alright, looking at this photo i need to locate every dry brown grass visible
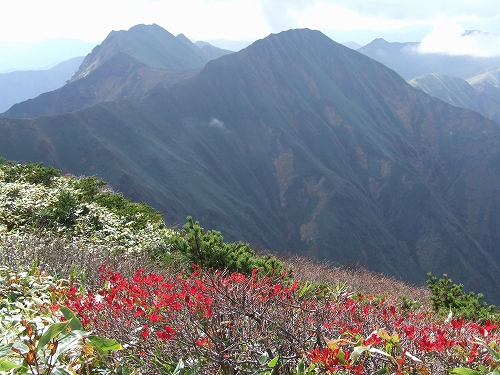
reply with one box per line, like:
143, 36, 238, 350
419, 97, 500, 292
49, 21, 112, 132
283, 255, 431, 307
0, 233, 167, 289
2, 232, 432, 308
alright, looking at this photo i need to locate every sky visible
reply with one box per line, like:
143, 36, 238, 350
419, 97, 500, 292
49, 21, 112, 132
1, 0, 500, 55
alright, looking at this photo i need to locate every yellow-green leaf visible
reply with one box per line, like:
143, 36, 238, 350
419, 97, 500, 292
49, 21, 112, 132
0, 359, 21, 371
60, 306, 83, 331
377, 328, 391, 341
87, 335, 122, 353
37, 321, 70, 350
267, 356, 279, 368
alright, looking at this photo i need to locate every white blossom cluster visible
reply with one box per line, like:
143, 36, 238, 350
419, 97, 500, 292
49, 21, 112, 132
0, 171, 173, 263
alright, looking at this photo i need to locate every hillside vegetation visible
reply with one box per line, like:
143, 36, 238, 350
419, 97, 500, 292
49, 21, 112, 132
1, 160, 499, 375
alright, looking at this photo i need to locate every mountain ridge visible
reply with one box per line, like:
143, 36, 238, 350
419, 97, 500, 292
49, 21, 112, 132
70, 23, 209, 82
409, 73, 500, 123
0, 38, 95, 72
359, 38, 500, 79
0, 24, 210, 119
0, 56, 83, 113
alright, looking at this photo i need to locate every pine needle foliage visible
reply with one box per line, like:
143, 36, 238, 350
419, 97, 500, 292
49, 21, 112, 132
427, 273, 499, 322
171, 216, 287, 276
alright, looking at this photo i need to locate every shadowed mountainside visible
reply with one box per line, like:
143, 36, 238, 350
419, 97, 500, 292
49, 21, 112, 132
2, 29, 500, 302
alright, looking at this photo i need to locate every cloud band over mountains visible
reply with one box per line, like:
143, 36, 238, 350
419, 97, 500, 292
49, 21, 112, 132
417, 20, 500, 56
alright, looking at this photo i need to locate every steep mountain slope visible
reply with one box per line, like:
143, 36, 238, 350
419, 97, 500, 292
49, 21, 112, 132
177, 34, 234, 60
359, 38, 500, 79
0, 56, 83, 113
71, 24, 209, 82
408, 73, 500, 123
467, 68, 500, 99
0, 24, 209, 119
2, 29, 500, 302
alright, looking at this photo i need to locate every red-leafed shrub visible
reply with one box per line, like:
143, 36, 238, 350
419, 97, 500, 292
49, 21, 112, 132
53, 266, 500, 375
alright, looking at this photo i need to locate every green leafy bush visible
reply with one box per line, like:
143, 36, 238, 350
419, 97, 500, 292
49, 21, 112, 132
3, 158, 500, 374
0, 265, 124, 374
171, 216, 286, 276
73, 176, 163, 231
427, 273, 499, 322
0, 159, 61, 187
450, 341, 500, 375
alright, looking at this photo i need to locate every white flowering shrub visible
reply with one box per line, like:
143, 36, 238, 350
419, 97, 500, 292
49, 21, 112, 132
0, 160, 173, 280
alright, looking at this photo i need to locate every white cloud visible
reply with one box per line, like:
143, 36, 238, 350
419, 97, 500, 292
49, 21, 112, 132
209, 118, 225, 129
322, 0, 500, 21
418, 20, 500, 56
0, 0, 269, 42
2, 0, 500, 44
296, 3, 423, 32
259, 0, 311, 33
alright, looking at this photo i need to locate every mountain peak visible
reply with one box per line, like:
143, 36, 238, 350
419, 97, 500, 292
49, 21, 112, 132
70, 24, 209, 82
0, 24, 212, 118
176, 33, 194, 47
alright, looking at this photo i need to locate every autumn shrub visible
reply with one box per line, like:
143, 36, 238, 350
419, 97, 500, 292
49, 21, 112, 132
3, 159, 500, 375
0, 265, 123, 374
284, 255, 431, 308
53, 265, 500, 375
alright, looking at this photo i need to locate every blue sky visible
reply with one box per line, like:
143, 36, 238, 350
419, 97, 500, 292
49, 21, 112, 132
1, 0, 500, 54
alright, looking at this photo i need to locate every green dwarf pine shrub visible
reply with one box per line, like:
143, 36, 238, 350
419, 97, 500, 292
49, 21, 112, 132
427, 273, 499, 322
73, 176, 163, 231
171, 216, 287, 276
0, 159, 61, 186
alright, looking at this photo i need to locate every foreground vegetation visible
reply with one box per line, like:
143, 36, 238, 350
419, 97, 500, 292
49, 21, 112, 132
1, 160, 499, 374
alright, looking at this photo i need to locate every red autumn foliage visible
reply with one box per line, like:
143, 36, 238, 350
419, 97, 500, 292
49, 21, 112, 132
53, 266, 499, 374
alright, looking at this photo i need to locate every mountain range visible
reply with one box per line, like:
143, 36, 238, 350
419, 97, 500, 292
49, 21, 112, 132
0, 38, 95, 73
358, 38, 500, 80
1, 24, 233, 119
358, 38, 500, 125
409, 72, 500, 123
0, 56, 84, 113
2, 26, 500, 303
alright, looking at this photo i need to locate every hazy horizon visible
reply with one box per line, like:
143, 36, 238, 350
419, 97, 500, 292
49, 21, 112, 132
2, 1, 500, 46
